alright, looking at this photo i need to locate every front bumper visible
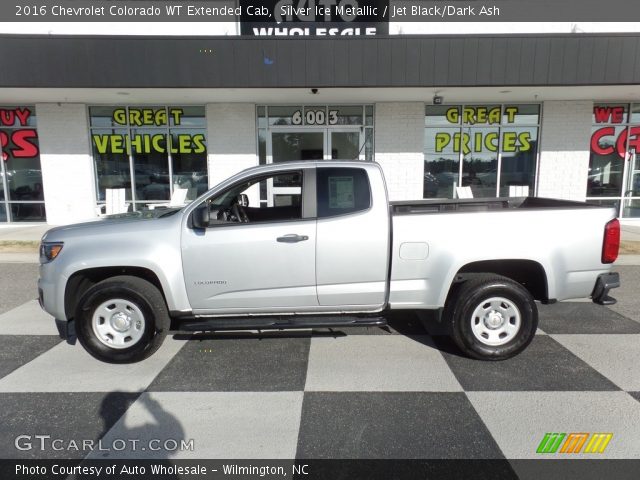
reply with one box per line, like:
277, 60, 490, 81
37, 264, 68, 321
55, 318, 76, 344
591, 272, 620, 305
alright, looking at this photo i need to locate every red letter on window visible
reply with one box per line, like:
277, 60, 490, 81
593, 107, 613, 124
591, 127, 616, 155
11, 130, 39, 158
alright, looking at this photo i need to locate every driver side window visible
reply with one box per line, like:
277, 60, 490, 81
209, 171, 303, 224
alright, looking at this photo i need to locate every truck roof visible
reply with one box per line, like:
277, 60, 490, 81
239, 160, 378, 175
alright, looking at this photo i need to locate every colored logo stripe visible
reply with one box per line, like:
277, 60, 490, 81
560, 433, 589, 454
536, 433, 566, 453
537, 433, 613, 454
584, 433, 613, 454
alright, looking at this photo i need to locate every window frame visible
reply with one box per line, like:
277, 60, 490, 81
194, 167, 315, 228
88, 105, 208, 211
424, 103, 542, 199
0, 104, 45, 223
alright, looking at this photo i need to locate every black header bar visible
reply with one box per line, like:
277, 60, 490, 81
4, 0, 640, 23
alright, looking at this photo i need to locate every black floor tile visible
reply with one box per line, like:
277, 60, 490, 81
629, 392, 640, 404
510, 459, 640, 480
434, 335, 619, 391
538, 303, 640, 334
296, 392, 505, 459
0, 335, 61, 380
0, 392, 139, 459
148, 332, 310, 391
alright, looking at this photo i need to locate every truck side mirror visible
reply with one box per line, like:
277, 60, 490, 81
191, 204, 210, 229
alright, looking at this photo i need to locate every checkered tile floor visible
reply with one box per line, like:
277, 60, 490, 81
1, 276, 640, 461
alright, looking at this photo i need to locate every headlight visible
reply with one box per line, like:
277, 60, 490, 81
40, 242, 64, 263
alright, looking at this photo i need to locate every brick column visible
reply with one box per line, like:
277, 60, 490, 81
537, 101, 592, 201
374, 102, 425, 201
36, 103, 95, 225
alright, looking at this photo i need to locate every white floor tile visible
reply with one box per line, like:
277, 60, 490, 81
305, 335, 462, 392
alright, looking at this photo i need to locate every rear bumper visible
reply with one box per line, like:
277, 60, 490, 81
591, 272, 620, 305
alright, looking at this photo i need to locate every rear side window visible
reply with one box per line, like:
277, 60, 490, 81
317, 167, 371, 218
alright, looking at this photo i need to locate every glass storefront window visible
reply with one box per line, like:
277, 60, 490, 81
92, 128, 132, 201
365, 105, 374, 126
257, 106, 268, 129
90, 106, 207, 210
425, 127, 460, 154
423, 154, 460, 199
0, 105, 45, 222
503, 104, 540, 125
424, 104, 540, 199
461, 127, 499, 198
587, 125, 625, 197
425, 105, 458, 126
588, 103, 640, 218
461, 105, 502, 125
499, 126, 538, 197
268, 106, 300, 126
89, 106, 121, 128
331, 105, 363, 125
364, 128, 374, 162
170, 106, 206, 127
132, 128, 170, 202
592, 103, 628, 124
171, 128, 208, 200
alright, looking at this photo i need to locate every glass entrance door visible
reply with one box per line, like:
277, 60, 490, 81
622, 150, 640, 218
270, 129, 363, 163
268, 129, 363, 205
271, 131, 325, 163
330, 131, 363, 160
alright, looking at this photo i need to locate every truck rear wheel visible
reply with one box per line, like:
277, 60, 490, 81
75, 276, 169, 363
445, 274, 538, 360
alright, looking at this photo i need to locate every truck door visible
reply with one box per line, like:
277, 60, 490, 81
182, 168, 318, 313
315, 166, 390, 307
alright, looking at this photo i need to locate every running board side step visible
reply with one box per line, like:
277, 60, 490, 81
177, 315, 387, 332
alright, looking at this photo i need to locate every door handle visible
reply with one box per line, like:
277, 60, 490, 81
277, 234, 309, 243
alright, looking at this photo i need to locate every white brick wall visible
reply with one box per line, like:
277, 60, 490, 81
374, 102, 425, 201
207, 103, 257, 188
36, 103, 95, 225
537, 101, 592, 201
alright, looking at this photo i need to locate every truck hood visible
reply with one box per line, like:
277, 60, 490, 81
41, 208, 183, 242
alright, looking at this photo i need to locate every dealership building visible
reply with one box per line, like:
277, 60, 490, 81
1, 24, 640, 224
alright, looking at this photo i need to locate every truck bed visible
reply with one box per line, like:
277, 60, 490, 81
388, 195, 616, 309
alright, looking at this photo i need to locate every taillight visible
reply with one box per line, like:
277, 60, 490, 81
602, 218, 620, 264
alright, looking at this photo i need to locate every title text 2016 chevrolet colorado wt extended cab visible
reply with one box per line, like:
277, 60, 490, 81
38, 161, 620, 363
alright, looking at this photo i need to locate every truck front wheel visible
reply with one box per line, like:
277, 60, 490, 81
75, 276, 169, 363
446, 274, 538, 360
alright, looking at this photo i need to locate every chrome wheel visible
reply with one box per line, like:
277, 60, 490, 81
91, 299, 146, 349
470, 296, 521, 346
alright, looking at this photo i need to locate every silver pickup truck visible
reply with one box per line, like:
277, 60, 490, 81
38, 161, 620, 363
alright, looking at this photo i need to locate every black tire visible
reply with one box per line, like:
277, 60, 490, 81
445, 274, 538, 360
75, 275, 169, 363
